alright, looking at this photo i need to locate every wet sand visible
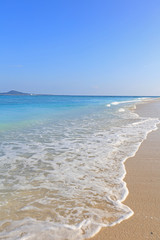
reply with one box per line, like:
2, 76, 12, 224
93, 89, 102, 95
89, 99, 160, 240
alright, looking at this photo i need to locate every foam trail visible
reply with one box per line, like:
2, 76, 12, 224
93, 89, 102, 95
111, 99, 144, 105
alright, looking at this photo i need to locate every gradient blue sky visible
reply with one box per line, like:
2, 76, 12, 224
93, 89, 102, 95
0, 0, 160, 95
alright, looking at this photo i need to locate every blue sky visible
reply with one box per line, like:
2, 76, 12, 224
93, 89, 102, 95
0, 0, 160, 95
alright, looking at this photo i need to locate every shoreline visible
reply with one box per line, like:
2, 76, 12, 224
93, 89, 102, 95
88, 99, 160, 240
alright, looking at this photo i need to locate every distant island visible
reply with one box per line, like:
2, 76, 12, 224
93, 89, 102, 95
0, 90, 31, 95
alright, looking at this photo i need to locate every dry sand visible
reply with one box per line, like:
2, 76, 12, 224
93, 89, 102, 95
88, 99, 160, 240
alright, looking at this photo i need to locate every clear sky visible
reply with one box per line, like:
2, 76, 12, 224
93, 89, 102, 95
0, 0, 160, 95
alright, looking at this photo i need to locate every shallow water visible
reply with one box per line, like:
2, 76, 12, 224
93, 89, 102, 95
0, 96, 159, 239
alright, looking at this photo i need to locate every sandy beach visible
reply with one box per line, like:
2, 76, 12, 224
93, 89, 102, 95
89, 99, 160, 240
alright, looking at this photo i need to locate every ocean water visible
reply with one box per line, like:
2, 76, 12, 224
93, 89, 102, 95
0, 95, 159, 240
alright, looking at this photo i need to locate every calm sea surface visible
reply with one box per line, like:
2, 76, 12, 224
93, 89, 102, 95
0, 96, 159, 240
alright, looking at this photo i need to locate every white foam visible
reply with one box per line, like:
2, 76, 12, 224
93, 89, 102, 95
106, 104, 111, 107
111, 99, 143, 105
118, 108, 125, 112
111, 101, 120, 105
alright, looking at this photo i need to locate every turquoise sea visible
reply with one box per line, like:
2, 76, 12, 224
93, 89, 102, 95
0, 95, 159, 240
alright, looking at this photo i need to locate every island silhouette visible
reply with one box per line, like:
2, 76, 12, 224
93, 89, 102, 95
0, 90, 31, 95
